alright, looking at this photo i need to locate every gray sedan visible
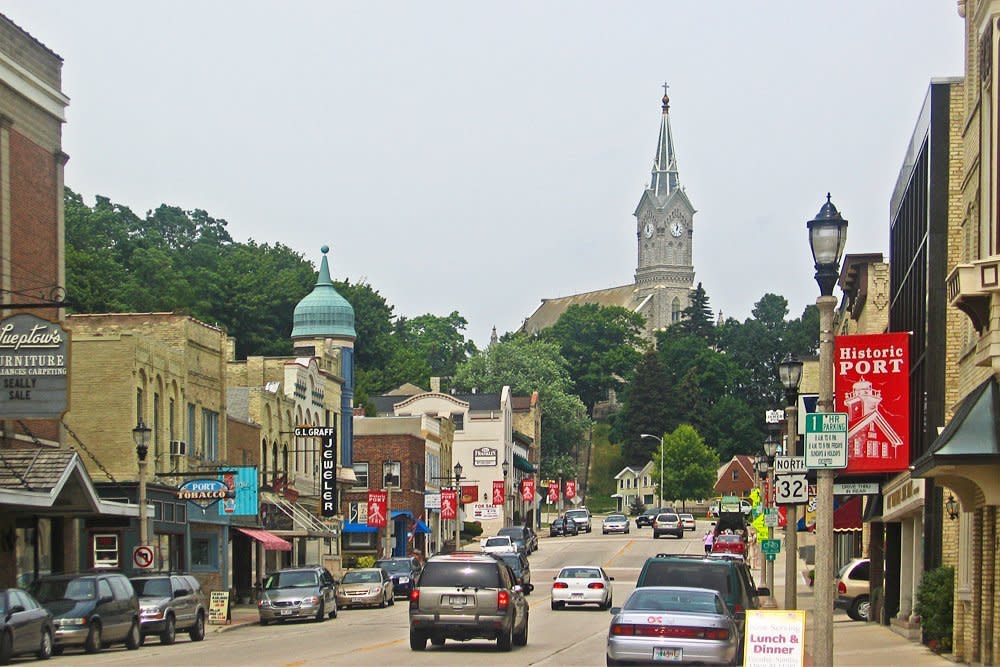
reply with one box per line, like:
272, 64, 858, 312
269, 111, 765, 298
602, 514, 631, 535
606, 586, 739, 666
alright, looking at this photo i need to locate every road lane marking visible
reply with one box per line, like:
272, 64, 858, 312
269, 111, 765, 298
602, 538, 635, 568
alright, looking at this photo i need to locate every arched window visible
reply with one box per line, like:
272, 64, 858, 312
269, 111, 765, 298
671, 297, 681, 323
271, 442, 278, 484
282, 445, 289, 474
261, 438, 268, 480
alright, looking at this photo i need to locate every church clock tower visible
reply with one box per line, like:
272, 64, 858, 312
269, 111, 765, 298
634, 86, 696, 332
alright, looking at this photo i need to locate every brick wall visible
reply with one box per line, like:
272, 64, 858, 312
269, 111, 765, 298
227, 416, 260, 466
343, 433, 427, 521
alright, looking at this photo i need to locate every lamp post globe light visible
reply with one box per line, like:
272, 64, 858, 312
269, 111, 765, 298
778, 352, 803, 610
132, 419, 152, 548
641, 434, 665, 508
807, 194, 848, 665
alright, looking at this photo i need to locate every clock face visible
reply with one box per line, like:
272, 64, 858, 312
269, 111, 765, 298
670, 221, 684, 237
644, 222, 655, 238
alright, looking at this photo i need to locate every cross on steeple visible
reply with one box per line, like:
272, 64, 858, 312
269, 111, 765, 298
662, 82, 670, 96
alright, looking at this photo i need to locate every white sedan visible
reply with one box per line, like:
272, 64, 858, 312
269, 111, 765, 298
481, 535, 517, 554
551, 565, 614, 610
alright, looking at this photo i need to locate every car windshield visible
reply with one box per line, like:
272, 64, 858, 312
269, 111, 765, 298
565, 510, 588, 519
264, 571, 318, 589
33, 577, 96, 602
558, 567, 602, 579
419, 562, 500, 588
606, 515, 626, 521
680, 514, 694, 520
625, 589, 725, 615
485, 537, 510, 547
342, 570, 381, 584
499, 555, 523, 573
640, 562, 732, 596
497, 528, 523, 538
131, 578, 171, 598
717, 535, 743, 544
657, 514, 678, 521
376, 560, 412, 574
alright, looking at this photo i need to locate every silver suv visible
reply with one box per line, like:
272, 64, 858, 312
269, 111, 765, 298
408, 552, 529, 651
258, 566, 338, 625
129, 574, 206, 644
565, 508, 592, 533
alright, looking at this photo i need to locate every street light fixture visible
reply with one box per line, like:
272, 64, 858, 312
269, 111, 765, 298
945, 494, 959, 520
502, 460, 509, 477
641, 434, 665, 508
452, 462, 465, 551
763, 435, 779, 458
778, 352, 803, 610
807, 193, 848, 666
132, 419, 152, 547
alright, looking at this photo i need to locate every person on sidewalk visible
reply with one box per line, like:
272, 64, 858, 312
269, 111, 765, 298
703, 529, 714, 555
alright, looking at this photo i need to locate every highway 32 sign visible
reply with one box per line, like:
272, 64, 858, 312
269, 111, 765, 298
804, 412, 848, 469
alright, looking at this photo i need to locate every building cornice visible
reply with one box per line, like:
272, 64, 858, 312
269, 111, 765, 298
0, 51, 68, 121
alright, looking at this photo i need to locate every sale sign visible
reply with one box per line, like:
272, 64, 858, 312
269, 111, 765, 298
366, 490, 387, 527
564, 480, 577, 499
492, 480, 505, 506
520, 478, 535, 502
835, 332, 909, 473
440, 488, 457, 520
547, 481, 559, 503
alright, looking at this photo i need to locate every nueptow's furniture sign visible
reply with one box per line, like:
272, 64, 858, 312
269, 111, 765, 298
0, 314, 70, 418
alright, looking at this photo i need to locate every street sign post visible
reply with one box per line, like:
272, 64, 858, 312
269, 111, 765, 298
804, 413, 848, 469
773, 456, 806, 475
764, 508, 779, 527
132, 545, 155, 570
774, 474, 809, 505
761, 539, 781, 555
833, 481, 879, 495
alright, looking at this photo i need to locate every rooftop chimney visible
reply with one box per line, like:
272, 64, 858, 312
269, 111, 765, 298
430, 377, 441, 393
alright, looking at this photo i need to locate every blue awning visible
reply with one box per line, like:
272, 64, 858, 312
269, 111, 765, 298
414, 519, 431, 534
391, 510, 413, 519
342, 522, 378, 534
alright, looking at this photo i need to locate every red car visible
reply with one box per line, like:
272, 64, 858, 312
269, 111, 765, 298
711, 533, 747, 558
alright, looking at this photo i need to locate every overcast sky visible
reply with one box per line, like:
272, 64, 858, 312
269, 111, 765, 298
5, 2, 964, 347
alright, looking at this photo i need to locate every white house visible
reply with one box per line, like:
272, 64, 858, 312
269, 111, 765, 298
612, 462, 657, 513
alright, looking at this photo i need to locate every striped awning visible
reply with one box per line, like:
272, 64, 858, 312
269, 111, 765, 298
236, 527, 292, 551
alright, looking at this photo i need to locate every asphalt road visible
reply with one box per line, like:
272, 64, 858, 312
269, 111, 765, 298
45, 516, 711, 667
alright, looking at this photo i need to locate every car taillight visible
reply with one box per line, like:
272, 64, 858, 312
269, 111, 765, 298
497, 590, 510, 611
610, 623, 635, 636
838, 581, 847, 595
633, 626, 730, 640
733, 604, 743, 614
409, 589, 420, 609
588, 582, 605, 589
553, 582, 568, 589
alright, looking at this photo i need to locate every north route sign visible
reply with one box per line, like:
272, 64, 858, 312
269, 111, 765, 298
804, 413, 848, 469
0, 314, 70, 419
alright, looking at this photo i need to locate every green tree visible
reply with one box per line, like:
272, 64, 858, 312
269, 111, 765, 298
652, 424, 720, 511
617, 350, 673, 465
678, 282, 714, 341
543, 304, 645, 415
395, 311, 477, 383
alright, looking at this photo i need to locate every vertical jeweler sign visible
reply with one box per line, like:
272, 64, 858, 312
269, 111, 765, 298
295, 426, 338, 517
834, 332, 910, 473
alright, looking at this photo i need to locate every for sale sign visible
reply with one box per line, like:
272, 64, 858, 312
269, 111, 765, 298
835, 333, 909, 473
366, 490, 387, 527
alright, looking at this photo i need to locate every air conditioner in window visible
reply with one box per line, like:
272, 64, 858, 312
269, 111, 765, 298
169, 440, 187, 457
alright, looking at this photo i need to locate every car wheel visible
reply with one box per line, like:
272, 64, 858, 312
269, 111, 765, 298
389, 592, 395, 606
315, 601, 326, 622
409, 627, 427, 651
189, 612, 206, 641
430, 635, 445, 647
37, 627, 53, 661
551, 600, 564, 610
125, 619, 141, 651
653, 532, 660, 539
0, 630, 13, 665
329, 600, 338, 619
849, 595, 870, 621
160, 614, 177, 645
497, 622, 513, 652
259, 618, 269, 626
513, 612, 528, 646
379, 592, 387, 608
84, 621, 102, 654
51, 647, 63, 657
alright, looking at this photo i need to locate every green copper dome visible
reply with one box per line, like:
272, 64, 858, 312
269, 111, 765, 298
291, 245, 357, 340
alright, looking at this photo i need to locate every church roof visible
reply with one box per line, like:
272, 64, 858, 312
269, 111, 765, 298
649, 87, 680, 200
291, 245, 356, 340
521, 284, 644, 334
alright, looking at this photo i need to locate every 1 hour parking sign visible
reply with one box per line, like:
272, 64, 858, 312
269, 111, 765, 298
804, 412, 848, 469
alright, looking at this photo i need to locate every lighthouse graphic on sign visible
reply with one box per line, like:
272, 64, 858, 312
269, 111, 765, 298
843, 379, 903, 461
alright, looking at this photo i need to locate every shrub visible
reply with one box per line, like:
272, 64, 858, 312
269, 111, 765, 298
629, 497, 646, 516
355, 555, 376, 568
461, 521, 483, 538
915, 566, 953, 652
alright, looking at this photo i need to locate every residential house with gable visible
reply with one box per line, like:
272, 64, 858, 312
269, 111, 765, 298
713, 456, 755, 498
612, 462, 655, 513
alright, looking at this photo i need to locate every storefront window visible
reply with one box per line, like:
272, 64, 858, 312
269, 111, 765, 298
176, 503, 186, 523
154, 533, 184, 571
93, 533, 119, 568
191, 533, 218, 570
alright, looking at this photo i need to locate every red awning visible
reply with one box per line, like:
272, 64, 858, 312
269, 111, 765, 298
833, 495, 863, 532
236, 527, 292, 551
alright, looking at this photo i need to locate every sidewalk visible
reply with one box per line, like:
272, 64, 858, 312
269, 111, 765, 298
766, 529, 952, 666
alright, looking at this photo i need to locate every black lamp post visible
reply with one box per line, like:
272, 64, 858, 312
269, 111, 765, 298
778, 352, 803, 609
453, 462, 464, 550
132, 419, 152, 547
808, 193, 849, 297
501, 459, 510, 527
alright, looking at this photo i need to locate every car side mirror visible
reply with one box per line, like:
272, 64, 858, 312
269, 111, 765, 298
99, 595, 113, 605
552, 576, 556, 581
8, 605, 24, 615
512, 585, 523, 594
526, 584, 534, 593
609, 606, 621, 615
756, 587, 771, 597
609, 576, 615, 581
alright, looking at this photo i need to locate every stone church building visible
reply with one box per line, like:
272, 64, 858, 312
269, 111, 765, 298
522, 90, 696, 338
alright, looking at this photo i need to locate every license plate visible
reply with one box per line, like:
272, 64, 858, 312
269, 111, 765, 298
279, 609, 295, 616
448, 595, 468, 606
571, 592, 584, 597
653, 647, 682, 662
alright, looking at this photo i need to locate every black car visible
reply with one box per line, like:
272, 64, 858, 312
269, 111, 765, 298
375, 558, 422, 599
497, 526, 536, 554
496, 553, 533, 594
0, 588, 54, 663
634, 507, 662, 528
549, 516, 579, 537
32, 572, 141, 655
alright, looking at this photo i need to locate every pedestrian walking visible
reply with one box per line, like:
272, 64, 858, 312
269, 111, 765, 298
703, 529, 714, 555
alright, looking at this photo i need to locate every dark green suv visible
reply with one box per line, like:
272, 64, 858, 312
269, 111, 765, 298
635, 554, 768, 638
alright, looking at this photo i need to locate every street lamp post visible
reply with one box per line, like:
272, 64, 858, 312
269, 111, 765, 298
807, 194, 848, 665
502, 459, 510, 527
753, 455, 770, 583
762, 434, 779, 594
132, 420, 152, 547
453, 462, 464, 552
778, 353, 803, 610
641, 434, 664, 507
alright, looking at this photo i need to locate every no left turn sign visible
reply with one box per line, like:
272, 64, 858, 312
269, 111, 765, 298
132, 545, 155, 570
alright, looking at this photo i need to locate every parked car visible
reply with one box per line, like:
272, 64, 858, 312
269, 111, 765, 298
607, 586, 739, 666
635, 553, 769, 641
679, 513, 697, 531
551, 566, 614, 610
336, 568, 393, 609
635, 507, 662, 528
32, 572, 141, 655
652, 512, 684, 539
711, 533, 748, 559
497, 552, 533, 594
481, 535, 518, 555
565, 508, 593, 533
408, 551, 529, 651
549, 516, 578, 537
602, 514, 630, 535
0, 587, 54, 663
835, 558, 871, 621
375, 558, 421, 599
497, 526, 536, 554
129, 574, 206, 644
258, 566, 338, 625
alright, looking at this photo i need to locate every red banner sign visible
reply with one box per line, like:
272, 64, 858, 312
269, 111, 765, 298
366, 490, 387, 527
460, 484, 478, 505
520, 478, 535, 502
492, 480, 505, 506
835, 332, 910, 473
440, 488, 457, 519
564, 480, 577, 499
547, 481, 559, 503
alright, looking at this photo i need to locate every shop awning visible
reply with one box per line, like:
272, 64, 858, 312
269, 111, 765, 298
913, 376, 1000, 475
833, 496, 863, 532
513, 453, 535, 473
414, 519, 431, 534
236, 527, 292, 551
341, 522, 378, 534
391, 510, 413, 519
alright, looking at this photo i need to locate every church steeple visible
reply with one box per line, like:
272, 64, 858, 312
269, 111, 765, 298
650, 83, 680, 200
